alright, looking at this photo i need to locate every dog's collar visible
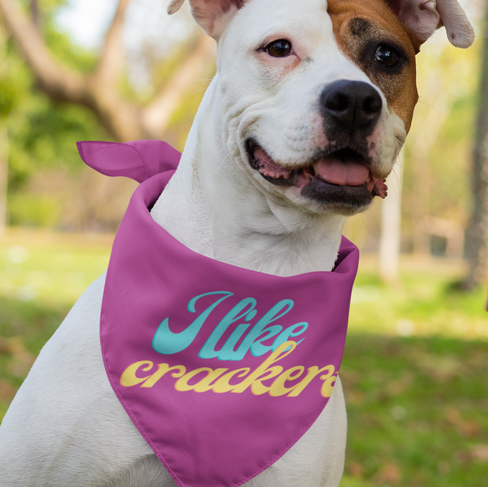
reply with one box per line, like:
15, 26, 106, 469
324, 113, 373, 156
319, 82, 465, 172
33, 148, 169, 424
78, 139, 359, 487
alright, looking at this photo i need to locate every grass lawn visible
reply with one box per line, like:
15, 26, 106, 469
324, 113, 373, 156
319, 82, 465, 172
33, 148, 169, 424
0, 228, 487, 486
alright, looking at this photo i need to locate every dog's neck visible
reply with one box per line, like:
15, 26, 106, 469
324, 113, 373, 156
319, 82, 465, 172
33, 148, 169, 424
151, 78, 346, 277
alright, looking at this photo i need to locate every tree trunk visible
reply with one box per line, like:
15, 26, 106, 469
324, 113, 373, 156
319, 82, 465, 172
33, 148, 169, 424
379, 152, 404, 282
463, 1, 488, 290
408, 85, 453, 259
411, 153, 430, 257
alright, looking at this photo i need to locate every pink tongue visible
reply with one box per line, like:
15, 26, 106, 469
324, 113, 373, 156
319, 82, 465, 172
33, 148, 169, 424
314, 159, 369, 186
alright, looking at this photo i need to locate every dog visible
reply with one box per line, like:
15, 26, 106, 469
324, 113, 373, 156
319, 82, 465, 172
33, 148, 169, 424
0, 0, 474, 486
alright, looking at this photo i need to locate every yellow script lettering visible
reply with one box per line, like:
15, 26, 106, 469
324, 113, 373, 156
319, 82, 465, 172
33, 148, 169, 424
141, 363, 186, 388
191, 368, 229, 393
287, 365, 335, 397
320, 370, 337, 398
120, 361, 154, 387
175, 367, 227, 392
212, 368, 251, 393
269, 366, 305, 397
232, 341, 297, 395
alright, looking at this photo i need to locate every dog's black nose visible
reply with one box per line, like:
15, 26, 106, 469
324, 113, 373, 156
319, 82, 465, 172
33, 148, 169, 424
320, 80, 382, 134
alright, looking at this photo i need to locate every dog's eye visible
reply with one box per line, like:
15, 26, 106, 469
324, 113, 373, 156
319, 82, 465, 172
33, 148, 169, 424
265, 39, 292, 57
374, 45, 399, 67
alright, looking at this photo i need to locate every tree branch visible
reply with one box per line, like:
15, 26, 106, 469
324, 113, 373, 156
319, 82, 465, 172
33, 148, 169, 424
0, 0, 147, 141
94, 0, 131, 88
0, 0, 215, 142
29, 0, 39, 27
142, 34, 215, 136
0, 0, 88, 105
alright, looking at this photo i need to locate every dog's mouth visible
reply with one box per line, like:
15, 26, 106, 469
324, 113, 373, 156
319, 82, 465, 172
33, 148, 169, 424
246, 139, 387, 207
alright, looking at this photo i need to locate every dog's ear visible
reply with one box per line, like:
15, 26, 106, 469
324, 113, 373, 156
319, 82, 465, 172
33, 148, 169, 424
388, 0, 475, 48
167, 0, 246, 38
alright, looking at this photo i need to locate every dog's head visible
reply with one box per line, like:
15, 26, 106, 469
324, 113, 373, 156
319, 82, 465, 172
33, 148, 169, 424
168, 0, 474, 215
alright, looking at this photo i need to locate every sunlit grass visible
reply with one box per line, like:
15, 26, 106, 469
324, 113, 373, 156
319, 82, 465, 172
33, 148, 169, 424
0, 228, 112, 306
350, 256, 488, 341
0, 229, 487, 486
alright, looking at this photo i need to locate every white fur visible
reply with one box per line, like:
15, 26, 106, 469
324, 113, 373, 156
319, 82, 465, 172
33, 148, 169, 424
0, 0, 444, 485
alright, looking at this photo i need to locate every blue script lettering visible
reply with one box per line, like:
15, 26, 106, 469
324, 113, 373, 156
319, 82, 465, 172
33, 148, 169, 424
200, 299, 307, 361
199, 298, 257, 360
152, 292, 308, 360
152, 292, 232, 354
242, 300, 296, 358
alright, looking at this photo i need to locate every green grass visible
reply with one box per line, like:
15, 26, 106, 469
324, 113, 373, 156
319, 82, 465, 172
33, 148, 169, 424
341, 334, 488, 487
0, 229, 112, 419
0, 230, 487, 486
350, 258, 488, 341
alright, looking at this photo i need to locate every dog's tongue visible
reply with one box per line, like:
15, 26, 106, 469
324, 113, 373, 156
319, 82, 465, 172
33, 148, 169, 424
255, 146, 387, 198
314, 158, 369, 186
314, 159, 388, 198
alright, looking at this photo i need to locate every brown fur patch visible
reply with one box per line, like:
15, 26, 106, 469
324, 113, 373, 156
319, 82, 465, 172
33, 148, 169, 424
328, 0, 419, 132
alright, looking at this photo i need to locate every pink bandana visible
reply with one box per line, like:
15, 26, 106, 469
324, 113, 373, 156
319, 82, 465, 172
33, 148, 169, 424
77, 139, 359, 487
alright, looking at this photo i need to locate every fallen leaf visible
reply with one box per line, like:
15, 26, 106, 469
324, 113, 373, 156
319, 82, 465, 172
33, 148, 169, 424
375, 463, 401, 484
461, 420, 481, 438
437, 460, 450, 475
0, 379, 16, 402
385, 372, 413, 396
412, 352, 463, 382
7, 350, 35, 377
0, 336, 26, 355
344, 390, 365, 405
348, 461, 363, 477
471, 444, 488, 462
445, 407, 461, 425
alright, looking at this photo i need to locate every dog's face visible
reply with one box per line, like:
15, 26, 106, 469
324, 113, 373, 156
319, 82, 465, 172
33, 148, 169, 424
169, 0, 473, 216
216, 0, 415, 215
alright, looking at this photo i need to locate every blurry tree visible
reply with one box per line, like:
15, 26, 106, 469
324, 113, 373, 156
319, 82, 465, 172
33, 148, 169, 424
379, 152, 403, 282
463, 0, 488, 289
0, 18, 16, 234
399, 32, 477, 260
0, 129, 7, 235
0, 0, 215, 231
408, 75, 457, 256
0, 5, 108, 230
0, 0, 214, 141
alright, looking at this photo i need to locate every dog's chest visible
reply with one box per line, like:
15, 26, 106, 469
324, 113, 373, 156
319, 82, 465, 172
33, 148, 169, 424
76, 139, 358, 487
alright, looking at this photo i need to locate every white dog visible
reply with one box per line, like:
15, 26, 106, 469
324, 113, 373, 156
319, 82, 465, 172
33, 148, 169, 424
0, 0, 474, 486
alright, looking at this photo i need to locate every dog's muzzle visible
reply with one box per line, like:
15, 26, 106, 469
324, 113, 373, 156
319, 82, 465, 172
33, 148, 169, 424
246, 80, 388, 210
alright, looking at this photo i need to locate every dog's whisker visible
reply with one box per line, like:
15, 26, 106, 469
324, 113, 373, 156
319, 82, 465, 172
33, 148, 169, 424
195, 147, 231, 170
191, 88, 211, 94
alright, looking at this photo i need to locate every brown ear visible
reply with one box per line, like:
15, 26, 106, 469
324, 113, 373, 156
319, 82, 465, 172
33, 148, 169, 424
388, 0, 474, 48
167, 0, 246, 38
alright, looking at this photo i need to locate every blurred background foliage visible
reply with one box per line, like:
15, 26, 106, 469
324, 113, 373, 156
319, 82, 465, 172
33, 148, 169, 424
0, 0, 482, 253
0, 0, 487, 486
0, 0, 109, 228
